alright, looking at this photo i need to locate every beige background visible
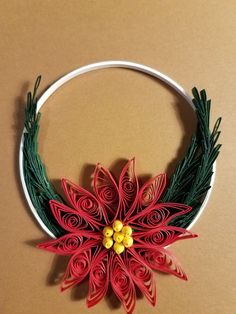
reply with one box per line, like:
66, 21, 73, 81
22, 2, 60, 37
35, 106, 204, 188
1, 1, 236, 313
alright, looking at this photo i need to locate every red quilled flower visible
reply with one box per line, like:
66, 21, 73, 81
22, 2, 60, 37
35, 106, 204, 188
38, 158, 197, 314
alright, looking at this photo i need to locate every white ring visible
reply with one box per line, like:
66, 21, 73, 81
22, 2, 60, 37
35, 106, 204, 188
19, 60, 216, 238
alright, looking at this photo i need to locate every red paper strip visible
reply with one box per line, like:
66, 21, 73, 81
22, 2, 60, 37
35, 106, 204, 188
50, 199, 101, 231
134, 244, 188, 280
87, 248, 109, 307
61, 241, 100, 291
62, 179, 105, 226
37, 231, 101, 255
134, 226, 197, 247
128, 203, 192, 230
137, 173, 166, 211
125, 249, 156, 306
110, 252, 136, 314
118, 158, 139, 220
93, 163, 119, 222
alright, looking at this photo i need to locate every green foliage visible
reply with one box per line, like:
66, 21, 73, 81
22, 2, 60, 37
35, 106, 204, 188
23, 76, 65, 236
162, 88, 222, 228
22, 77, 221, 236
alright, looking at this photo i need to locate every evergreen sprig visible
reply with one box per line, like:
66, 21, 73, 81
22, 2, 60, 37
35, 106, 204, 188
22, 77, 221, 236
162, 88, 222, 228
23, 76, 64, 236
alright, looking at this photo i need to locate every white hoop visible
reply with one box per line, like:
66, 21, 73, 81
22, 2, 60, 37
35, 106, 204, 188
19, 60, 216, 238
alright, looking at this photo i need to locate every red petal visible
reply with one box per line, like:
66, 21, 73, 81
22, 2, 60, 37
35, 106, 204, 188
110, 252, 136, 314
93, 164, 119, 223
125, 249, 156, 306
62, 179, 106, 225
61, 241, 99, 291
118, 158, 139, 221
138, 173, 166, 208
134, 245, 187, 280
128, 203, 192, 230
50, 200, 99, 232
134, 226, 197, 247
87, 248, 109, 308
37, 231, 101, 255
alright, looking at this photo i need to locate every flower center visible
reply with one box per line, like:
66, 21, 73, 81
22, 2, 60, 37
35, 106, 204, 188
102, 220, 133, 254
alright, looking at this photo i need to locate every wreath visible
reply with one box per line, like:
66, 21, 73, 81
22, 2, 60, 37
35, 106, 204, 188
20, 62, 221, 313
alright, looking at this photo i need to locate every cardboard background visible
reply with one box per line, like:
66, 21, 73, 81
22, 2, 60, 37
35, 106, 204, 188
1, 1, 235, 313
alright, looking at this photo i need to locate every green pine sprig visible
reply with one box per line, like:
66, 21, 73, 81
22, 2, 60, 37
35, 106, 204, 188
162, 88, 222, 228
23, 76, 65, 236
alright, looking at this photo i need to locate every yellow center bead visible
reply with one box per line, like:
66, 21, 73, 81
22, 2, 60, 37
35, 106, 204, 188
112, 220, 123, 232
123, 236, 133, 248
113, 232, 124, 243
102, 222, 134, 253
121, 225, 133, 236
103, 226, 114, 237
113, 242, 125, 254
102, 237, 113, 249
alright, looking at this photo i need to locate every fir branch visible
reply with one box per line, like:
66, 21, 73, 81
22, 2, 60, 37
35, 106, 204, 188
23, 76, 65, 237
162, 88, 222, 227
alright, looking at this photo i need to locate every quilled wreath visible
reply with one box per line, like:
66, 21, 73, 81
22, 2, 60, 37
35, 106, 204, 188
19, 61, 222, 313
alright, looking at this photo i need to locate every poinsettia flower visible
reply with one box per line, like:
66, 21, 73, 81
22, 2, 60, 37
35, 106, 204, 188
38, 158, 197, 314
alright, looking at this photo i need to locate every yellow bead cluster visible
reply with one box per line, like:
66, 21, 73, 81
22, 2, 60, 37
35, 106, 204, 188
102, 220, 133, 254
